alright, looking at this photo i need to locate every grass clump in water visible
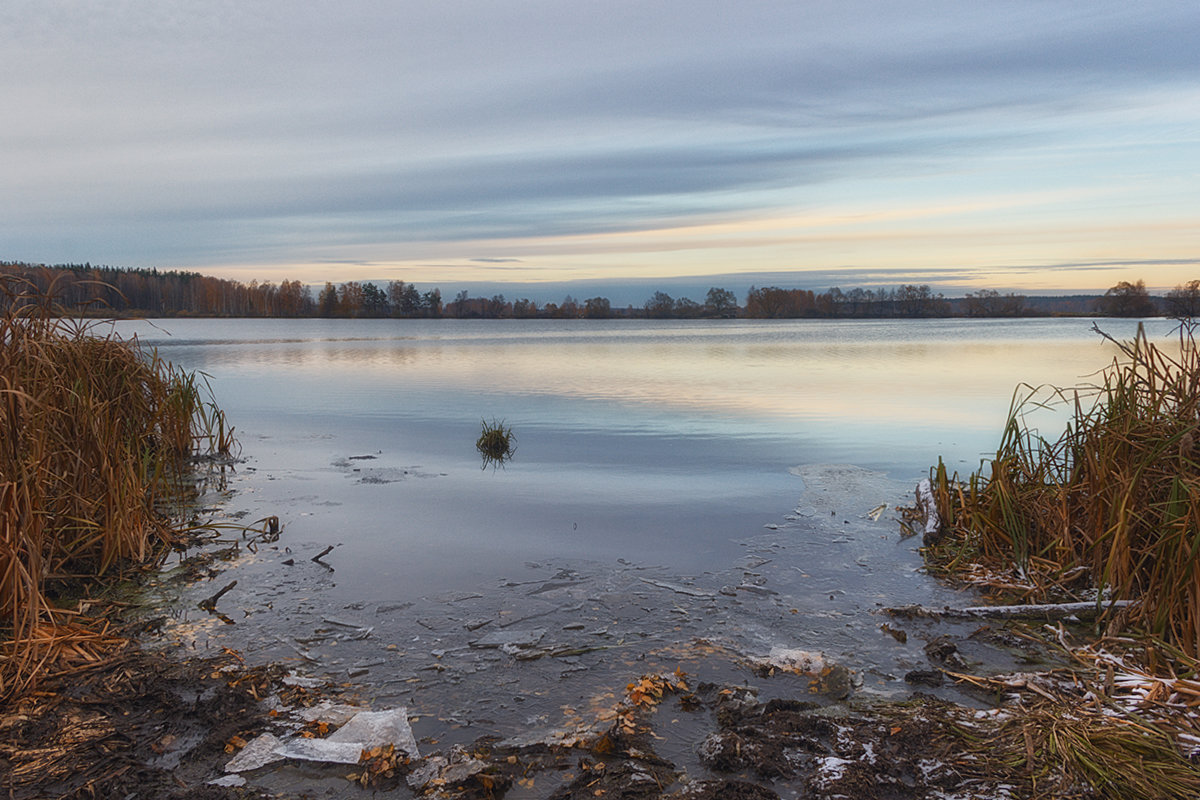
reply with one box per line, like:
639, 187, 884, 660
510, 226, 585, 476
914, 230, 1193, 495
0, 276, 234, 699
476, 418, 515, 469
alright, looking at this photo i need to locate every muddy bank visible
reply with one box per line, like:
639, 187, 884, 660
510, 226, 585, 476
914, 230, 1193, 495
0, 645, 282, 799
7, 462, 1198, 799
10, 628, 1192, 800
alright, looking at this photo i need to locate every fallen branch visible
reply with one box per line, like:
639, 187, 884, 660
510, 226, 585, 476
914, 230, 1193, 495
311, 545, 335, 570
198, 580, 237, 611
884, 600, 1135, 621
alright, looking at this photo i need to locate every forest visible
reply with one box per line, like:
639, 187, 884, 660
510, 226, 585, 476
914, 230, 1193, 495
0, 261, 1184, 320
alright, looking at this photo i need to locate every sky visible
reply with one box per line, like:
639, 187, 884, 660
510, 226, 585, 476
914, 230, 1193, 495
2, 1, 1198, 302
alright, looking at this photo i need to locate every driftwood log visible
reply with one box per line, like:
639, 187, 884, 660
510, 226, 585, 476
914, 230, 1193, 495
884, 600, 1135, 621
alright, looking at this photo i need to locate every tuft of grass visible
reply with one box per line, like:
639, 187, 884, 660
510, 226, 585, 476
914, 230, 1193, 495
0, 276, 234, 699
476, 418, 515, 469
925, 321, 1200, 655
947, 703, 1200, 800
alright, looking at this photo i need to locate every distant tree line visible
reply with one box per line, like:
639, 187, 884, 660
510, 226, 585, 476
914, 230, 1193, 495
0, 262, 316, 316
1, 261, 1190, 320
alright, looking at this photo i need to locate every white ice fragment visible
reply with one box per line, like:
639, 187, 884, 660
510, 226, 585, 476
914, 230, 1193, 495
274, 737, 366, 765
282, 673, 326, 688
916, 478, 941, 539
224, 732, 286, 773
328, 708, 420, 758
225, 707, 419, 772
761, 647, 827, 673
637, 578, 716, 598
814, 755, 852, 782
297, 701, 364, 726
470, 628, 546, 649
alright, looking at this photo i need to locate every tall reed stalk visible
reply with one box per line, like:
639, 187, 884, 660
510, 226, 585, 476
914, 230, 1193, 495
0, 276, 233, 699
928, 322, 1200, 656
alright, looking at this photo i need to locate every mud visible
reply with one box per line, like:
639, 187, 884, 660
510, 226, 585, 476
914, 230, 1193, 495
0, 646, 290, 800
3, 619, 1176, 800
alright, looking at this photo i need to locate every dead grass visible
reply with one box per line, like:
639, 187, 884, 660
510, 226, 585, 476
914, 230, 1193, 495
476, 418, 515, 469
938, 632, 1200, 800
0, 276, 233, 700
926, 322, 1200, 656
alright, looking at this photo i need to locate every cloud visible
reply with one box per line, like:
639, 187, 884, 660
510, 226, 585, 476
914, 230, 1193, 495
0, 1, 1196, 286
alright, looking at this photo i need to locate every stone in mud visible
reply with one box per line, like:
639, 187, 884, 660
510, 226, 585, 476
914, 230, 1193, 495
924, 635, 968, 668
904, 669, 944, 687
408, 746, 507, 795
547, 759, 676, 800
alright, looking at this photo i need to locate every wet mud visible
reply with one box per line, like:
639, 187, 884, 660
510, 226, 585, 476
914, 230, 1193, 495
0, 647, 284, 799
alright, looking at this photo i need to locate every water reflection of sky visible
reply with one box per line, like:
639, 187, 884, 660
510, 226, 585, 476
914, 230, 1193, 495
115, 317, 1175, 476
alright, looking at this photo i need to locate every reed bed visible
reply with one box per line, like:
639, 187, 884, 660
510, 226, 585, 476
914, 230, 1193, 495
926, 322, 1200, 656
0, 276, 232, 699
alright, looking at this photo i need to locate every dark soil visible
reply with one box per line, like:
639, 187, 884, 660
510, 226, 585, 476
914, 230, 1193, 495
665, 779, 779, 800
5, 629, 1189, 800
547, 758, 676, 800
0, 644, 300, 800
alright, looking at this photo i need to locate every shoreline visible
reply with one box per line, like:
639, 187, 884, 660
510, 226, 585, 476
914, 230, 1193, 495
9, 464, 1199, 798
4, 313, 1198, 797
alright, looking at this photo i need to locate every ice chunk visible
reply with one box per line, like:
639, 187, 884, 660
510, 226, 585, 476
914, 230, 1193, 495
281, 673, 326, 689
637, 578, 716, 598
274, 737, 366, 764
761, 647, 827, 673
224, 732, 286, 773
224, 707, 419, 772
297, 701, 364, 726
470, 628, 546, 649
328, 708, 420, 758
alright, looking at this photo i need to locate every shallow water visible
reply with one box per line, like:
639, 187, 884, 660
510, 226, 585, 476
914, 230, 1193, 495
114, 316, 1173, 789
115, 316, 1172, 592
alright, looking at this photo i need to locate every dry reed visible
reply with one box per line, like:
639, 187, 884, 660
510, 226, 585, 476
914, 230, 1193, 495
0, 275, 233, 699
926, 321, 1200, 656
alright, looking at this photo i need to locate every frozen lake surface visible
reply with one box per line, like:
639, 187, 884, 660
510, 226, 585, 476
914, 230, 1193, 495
110, 316, 1174, 785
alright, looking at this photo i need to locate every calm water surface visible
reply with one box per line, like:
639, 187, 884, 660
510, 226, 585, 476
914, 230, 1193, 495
111, 317, 1174, 771
110, 315, 1176, 607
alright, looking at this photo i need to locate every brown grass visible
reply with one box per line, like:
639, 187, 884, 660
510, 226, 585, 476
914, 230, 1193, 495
0, 275, 233, 699
927, 322, 1200, 656
476, 418, 515, 469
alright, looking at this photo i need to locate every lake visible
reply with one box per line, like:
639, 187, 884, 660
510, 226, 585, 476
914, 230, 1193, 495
111, 316, 1175, 767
